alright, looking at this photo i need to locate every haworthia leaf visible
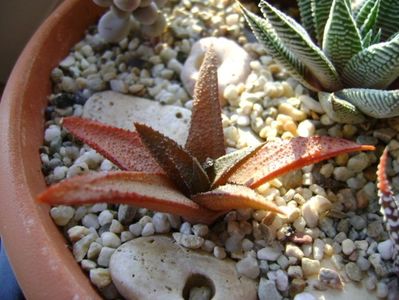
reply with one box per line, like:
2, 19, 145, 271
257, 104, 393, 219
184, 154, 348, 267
362, 29, 373, 48
318, 91, 366, 124
297, 0, 316, 41
323, 0, 363, 74
240, 5, 324, 91
376, 0, 399, 40
353, 0, 370, 17
313, 0, 334, 46
336, 88, 399, 118
355, 0, 378, 28
259, 0, 342, 91
185, 46, 225, 163
359, 0, 380, 37
342, 35, 399, 89
371, 28, 382, 44
135, 123, 210, 196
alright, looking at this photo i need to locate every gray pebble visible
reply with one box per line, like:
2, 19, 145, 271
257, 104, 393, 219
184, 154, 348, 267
258, 278, 282, 300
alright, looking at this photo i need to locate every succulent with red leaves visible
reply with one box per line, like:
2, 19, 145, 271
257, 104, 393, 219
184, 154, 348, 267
377, 148, 399, 274
37, 47, 375, 225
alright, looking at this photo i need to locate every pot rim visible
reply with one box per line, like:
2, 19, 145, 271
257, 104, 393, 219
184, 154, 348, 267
0, 0, 104, 298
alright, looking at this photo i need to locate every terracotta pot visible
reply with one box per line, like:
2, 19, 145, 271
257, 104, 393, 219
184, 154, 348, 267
0, 0, 105, 298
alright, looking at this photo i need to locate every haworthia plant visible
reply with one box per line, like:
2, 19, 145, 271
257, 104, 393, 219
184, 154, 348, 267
241, 0, 399, 123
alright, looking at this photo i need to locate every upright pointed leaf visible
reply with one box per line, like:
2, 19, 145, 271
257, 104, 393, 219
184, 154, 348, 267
37, 172, 220, 225
359, 0, 380, 36
192, 184, 284, 215
336, 88, 399, 118
323, 0, 363, 74
240, 5, 324, 91
376, 0, 399, 40
342, 35, 399, 88
318, 91, 366, 124
226, 136, 375, 188
297, 0, 316, 41
355, 0, 378, 28
362, 29, 373, 48
62, 117, 163, 174
259, 0, 342, 91
185, 47, 225, 163
135, 123, 210, 196
313, 0, 334, 46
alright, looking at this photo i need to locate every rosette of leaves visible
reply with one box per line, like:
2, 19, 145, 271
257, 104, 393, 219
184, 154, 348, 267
37, 48, 374, 225
240, 0, 399, 124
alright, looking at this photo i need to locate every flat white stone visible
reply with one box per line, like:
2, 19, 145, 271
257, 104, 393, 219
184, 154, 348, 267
109, 236, 257, 300
83, 91, 191, 145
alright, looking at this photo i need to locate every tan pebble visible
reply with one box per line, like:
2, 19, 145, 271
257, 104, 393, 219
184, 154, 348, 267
301, 258, 320, 277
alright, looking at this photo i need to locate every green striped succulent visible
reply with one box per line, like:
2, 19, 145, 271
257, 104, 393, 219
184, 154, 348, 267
241, 0, 399, 124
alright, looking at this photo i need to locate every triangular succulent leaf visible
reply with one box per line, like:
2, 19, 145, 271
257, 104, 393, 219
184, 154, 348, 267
240, 4, 323, 91
342, 35, 399, 89
297, 0, 317, 42
134, 123, 210, 196
371, 28, 382, 44
192, 184, 285, 215
226, 136, 374, 188
335, 88, 399, 118
37, 172, 221, 225
355, 0, 378, 29
359, 0, 380, 37
62, 116, 163, 174
323, 0, 363, 74
259, 0, 342, 91
318, 91, 366, 124
362, 29, 373, 48
185, 46, 225, 163
376, 0, 399, 40
313, 0, 334, 46
209, 144, 264, 187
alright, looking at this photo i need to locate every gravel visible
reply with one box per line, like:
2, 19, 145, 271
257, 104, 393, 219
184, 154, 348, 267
42, 0, 399, 298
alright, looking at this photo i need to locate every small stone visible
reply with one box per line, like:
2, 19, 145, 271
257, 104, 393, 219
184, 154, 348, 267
236, 255, 260, 279
73, 233, 98, 262
318, 268, 343, 289
258, 278, 282, 300
347, 153, 369, 172
301, 196, 331, 228
376, 282, 388, 298
275, 269, 289, 291
287, 266, 303, 279
257, 247, 282, 261
172, 232, 204, 249
81, 259, 97, 271
117, 204, 137, 225
289, 279, 306, 297
377, 239, 394, 260
213, 246, 226, 259
152, 213, 171, 233
367, 221, 384, 238
109, 219, 124, 234
297, 120, 315, 137
98, 210, 114, 226
301, 258, 320, 277
120, 231, 134, 243
342, 239, 355, 255
97, 247, 116, 267
87, 242, 103, 260
50, 205, 75, 226
356, 256, 370, 271
180, 222, 192, 234
285, 244, 304, 259
345, 262, 362, 282
312, 239, 325, 260
128, 223, 142, 236
293, 292, 316, 300
67, 226, 90, 242
349, 215, 366, 230
101, 232, 121, 248
192, 224, 209, 237
141, 222, 155, 236
90, 268, 111, 289
201, 240, 215, 253
188, 286, 212, 300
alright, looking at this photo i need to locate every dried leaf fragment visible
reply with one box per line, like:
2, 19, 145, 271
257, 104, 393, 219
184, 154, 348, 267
226, 136, 375, 188
135, 123, 210, 196
192, 184, 285, 215
185, 46, 225, 163
37, 171, 221, 225
62, 116, 163, 174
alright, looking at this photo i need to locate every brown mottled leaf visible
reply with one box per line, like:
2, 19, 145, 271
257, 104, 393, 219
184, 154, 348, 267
62, 117, 163, 174
192, 184, 285, 215
185, 46, 225, 163
135, 123, 210, 196
227, 136, 375, 188
209, 144, 264, 188
37, 172, 221, 225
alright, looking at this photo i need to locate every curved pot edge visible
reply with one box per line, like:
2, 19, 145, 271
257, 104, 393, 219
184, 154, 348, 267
0, 0, 104, 298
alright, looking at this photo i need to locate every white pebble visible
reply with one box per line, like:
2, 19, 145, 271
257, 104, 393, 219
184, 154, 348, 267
213, 246, 226, 259
285, 244, 304, 259
152, 212, 171, 233
109, 219, 124, 234
377, 239, 394, 260
82, 213, 100, 229
297, 120, 315, 137
44, 125, 61, 143
275, 269, 289, 291
192, 224, 209, 237
120, 231, 134, 242
301, 196, 332, 228
236, 255, 260, 279
98, 210, 114, 226
179, 222, 192, 234
257, 247, 282, 261
141, 222, 155, 236
81, 259, 97, 271
90, 268, 111, 288
97, 247, 115, 267
101, 232, 121, 248
294, 292, 316, 300
342, 239, 355, 255
67, 226, 90, 242
301, 258, 320, 277
73, 233, 97, 262
376, 282, 388, 298
172, 232, 204, 249
50, 205, 75, 226
128, 223, 143, 236
313, 239, 325, 260
87, 242, 102, 260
